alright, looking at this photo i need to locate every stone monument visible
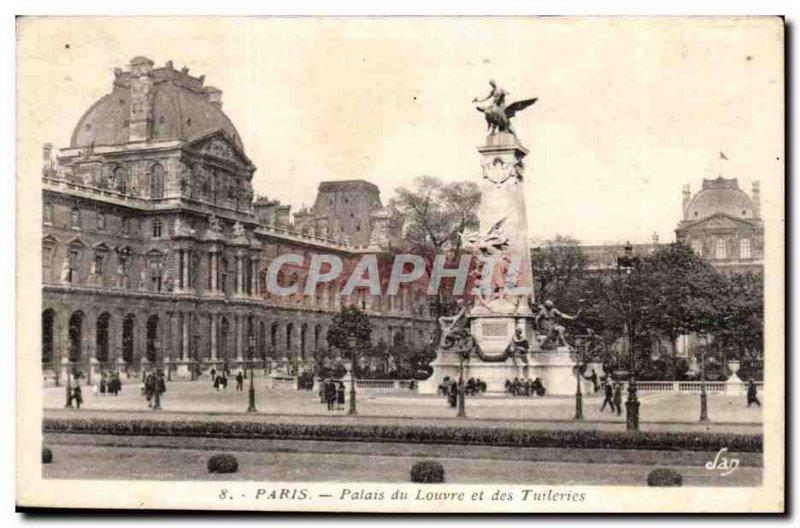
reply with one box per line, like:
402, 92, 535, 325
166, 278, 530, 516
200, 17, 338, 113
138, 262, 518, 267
420, 81, 578, 395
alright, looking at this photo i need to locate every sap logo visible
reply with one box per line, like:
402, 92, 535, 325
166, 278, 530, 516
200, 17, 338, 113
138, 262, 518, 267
705, 447, 740, 476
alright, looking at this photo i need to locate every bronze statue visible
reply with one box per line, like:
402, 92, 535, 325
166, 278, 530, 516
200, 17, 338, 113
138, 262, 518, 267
473, 80, 537, 137
505, 327, 530, 365
535, 300, 578, 349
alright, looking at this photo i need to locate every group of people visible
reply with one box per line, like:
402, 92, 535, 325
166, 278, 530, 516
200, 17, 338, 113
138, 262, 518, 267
94, 370, 122, 396
210, 367, 230, 391
319, 379, 347, 411
436, 376, 487, 399
505, 377, 547, 397
142, 370, 166, 408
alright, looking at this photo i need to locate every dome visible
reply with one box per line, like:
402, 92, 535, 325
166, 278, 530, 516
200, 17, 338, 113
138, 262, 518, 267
70, 57, 244, 152
685, 177, 755, 221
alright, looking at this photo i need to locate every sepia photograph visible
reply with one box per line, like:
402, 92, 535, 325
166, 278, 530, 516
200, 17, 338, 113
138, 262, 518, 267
14, 15, 785, 513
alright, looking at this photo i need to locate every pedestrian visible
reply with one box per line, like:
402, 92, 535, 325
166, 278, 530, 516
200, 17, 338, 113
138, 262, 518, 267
613, 383, 623, 416
325, 379, 336, 411
236, 371, 244, 391
221, 374, 228, 390
99, 371, 107, 396
747, 379, 761, 407
144, 372, 155, 408
210, 367, 217, 384
336, 381, 346, 410
70, 373, 83, 409
586, 369, 599, 393
601, 382, 615, 413
213, 374, 221, 391
109, 371, 121, 396
448, 380, 458, 408
318, 379, 326, 404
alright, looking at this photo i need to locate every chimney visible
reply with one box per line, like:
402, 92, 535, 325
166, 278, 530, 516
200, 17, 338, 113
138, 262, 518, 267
204, 86, 222, 107
752, 181, 761, 218
651, 232, 659, 244
682, 184, 691, 214
128, 56, 154, 142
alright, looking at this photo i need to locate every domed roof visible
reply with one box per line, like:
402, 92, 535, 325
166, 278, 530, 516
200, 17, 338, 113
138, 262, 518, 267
70, 58, 244, 152
685, 177, 755, 221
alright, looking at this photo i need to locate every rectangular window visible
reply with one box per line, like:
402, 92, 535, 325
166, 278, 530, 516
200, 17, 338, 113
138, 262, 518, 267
43, 203, 53, 225
740, 238, 752, 259
715, 239, 727, 260
68, 248, 80, 283
691, 239, 703, 256
152, 219, 163, 238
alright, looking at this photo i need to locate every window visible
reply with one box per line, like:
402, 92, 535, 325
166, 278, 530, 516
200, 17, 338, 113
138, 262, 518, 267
121, 217, 130, 235
152, 218, 163, 238
97, 212, 106, 231
42, 242, 55, 282
70, 207, 80, 229
149, 258, 164, 292
150, 163, 164, 199
691, 239, 703, 256
67, 247, 80, 283
94, 253, 105, 283
118, 252, 130, 288
43, 203, 53, 224
740, 238, 752, 259
715, 238, 727, 259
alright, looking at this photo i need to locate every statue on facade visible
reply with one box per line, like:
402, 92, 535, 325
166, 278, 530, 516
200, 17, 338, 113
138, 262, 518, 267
473, 80, 537, 137
232, 220, 245, 238
208, 215, 223, 233
535, 300, 579, 350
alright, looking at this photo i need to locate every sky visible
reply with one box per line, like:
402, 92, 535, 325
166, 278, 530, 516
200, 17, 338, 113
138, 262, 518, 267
17, 17, 783, 245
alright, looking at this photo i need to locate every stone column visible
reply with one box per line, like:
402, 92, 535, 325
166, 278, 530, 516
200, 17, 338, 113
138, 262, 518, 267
210, 250, 218, 293
181, 312, 189, 361
235, 315, 244, 361
210, 313, 218, 360
236, 254, 244, 296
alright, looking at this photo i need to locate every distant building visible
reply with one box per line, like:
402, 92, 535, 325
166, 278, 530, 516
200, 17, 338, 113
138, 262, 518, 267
41, 57, 432, 378
676, 176, 763, 275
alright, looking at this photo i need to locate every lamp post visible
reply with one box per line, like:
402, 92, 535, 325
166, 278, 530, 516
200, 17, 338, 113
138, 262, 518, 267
574, 337, 585, 420
698, 333, 709, 422
457, 350, 466, 418
617, 242, 640, 431
347, 335, 358, 415
152, 340, 161, 410
247, 333, 257, 413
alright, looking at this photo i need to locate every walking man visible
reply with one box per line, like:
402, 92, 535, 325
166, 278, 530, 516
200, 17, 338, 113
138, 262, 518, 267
747, 379, 761, 407
601, 382, 615, 413
613, 383, 623, 416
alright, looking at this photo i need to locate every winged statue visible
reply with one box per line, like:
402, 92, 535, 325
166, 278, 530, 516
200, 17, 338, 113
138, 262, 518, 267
473, 80, 537, 136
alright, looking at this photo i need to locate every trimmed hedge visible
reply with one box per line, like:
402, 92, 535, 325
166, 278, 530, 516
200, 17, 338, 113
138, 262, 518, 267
42, 417, 762, 453
411, 460, 445, 483
647, 468, 683, 486
42, 446, 53, 464
208, 453, 239, 474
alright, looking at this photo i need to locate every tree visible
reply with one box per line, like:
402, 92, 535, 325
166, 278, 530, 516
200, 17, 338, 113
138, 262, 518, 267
326, 305, 373, 354
530, 235, 588, 314
386, 176, 480, 318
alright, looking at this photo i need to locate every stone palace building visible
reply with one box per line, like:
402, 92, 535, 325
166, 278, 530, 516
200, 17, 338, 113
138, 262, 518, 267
41, 57, 433, 378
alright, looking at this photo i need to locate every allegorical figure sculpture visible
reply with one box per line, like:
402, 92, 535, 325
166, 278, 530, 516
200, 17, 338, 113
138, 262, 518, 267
505, 327, 530, 366
535, 300, 579, 350
473, 79, 537, 137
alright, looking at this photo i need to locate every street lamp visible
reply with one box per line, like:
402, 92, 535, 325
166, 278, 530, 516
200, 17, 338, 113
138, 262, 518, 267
616, 242, 640, 431
457, 347, 466, 418
347, 335, 358, 415
573, 337, 585, 420
247, 333, 257, 413
698, 333, 710, 422
153, 339, 162, 410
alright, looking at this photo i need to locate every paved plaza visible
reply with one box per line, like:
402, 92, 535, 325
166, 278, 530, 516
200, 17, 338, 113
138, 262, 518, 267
44, 374, 763, 432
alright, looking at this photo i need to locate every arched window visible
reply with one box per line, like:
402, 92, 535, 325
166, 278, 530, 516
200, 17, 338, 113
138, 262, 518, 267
740, 238, 752, 259
150, 163, 164, 199
715, 238, 727, 260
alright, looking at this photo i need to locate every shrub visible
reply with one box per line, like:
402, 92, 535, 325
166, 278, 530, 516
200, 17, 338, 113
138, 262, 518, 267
411, 460, 445, 483
647, 468, 683, 487
42, 446, 53, 464
207, 453, 238, 474
42, 418, 763, 453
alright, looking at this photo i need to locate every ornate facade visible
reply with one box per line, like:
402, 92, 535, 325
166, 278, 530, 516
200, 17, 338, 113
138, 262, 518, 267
41, 57, 433, 378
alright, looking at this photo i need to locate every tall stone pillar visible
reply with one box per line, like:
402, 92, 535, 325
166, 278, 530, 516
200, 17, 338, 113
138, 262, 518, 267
210, 250, 218, 293
210, 313, 218, 360
236, 254, 244, 296
235, 315, 244, 361
181, 313, 189, 361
